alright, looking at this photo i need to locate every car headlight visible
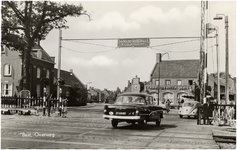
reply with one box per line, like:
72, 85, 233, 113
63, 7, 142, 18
135, 110, 140, 115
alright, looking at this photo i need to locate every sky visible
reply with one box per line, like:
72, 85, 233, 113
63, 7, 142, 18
41, 1, 236, 91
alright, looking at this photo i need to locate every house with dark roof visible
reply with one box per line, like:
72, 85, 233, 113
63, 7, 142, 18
145, 53, 199, 106
52, 69, 85, 98
88, 87, 105, 103
1, 44, 55, 97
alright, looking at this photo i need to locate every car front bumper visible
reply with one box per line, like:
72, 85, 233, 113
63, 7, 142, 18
103, 115, 141, 120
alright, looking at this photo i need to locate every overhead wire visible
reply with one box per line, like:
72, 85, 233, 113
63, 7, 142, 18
150, 39, 200, 48
61, 46, 118, 53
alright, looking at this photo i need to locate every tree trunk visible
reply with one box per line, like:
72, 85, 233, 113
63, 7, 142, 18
22, 38, 33, 91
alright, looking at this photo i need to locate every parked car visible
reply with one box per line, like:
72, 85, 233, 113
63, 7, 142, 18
103, 92, 164, 128
178, 100, 201, 118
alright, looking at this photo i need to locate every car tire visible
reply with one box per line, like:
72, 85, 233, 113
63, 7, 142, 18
156, 118, 161, 126
179, 115, 183, 118
188, 116, 190, 118
111, 120, 118, 128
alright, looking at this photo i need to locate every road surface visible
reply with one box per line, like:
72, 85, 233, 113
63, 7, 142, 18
1, 106, 220, 149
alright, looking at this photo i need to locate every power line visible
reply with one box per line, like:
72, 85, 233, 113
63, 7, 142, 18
64, 40, 117, 49
62, 36, 200, 41
150, 39, 200, 48
61, 46, 118, 53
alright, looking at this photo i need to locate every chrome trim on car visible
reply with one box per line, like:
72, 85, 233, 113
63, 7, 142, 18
103, 115, 141, 120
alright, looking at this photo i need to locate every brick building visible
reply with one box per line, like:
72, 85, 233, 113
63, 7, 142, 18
145, 53, 199, 106
1, 44, 54, 97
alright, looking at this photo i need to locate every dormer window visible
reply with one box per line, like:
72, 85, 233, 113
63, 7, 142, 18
32, 49, 42, 59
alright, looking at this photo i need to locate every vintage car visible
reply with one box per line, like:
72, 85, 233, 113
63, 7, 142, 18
103, 92, 164, 128
178, 100, 201, 118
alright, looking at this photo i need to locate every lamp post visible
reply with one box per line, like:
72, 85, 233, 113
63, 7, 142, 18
207, 23, 221, 122
157, 52, 169, 106
214, 14, 229, 104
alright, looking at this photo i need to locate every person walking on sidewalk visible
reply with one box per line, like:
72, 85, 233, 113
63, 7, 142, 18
165, 99, 171, 114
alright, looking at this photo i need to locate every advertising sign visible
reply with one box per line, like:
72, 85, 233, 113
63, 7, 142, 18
118, 38, 150, 48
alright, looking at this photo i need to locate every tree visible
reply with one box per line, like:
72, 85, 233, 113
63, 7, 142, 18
68, 83, 88, 106
1, 1, 90, 90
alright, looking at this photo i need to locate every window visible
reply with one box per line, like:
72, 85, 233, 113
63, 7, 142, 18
155, 80, 159, 85
46, 69, 50, 79
188, 80, 193, 85
37, 68, 41, 79
4, 64, 12, 76
37, 50, 42, 59
2, 83, 12, 96
165, 80, 171, 85
177, 80, 182, 85
36, 84, 41, 97
1, 45, 5, 54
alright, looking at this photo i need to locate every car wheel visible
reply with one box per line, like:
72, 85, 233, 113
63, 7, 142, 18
111, 120, 118, 128
179, 115, 183, 118
156, 118, 161, 126
188, 116, 190, 118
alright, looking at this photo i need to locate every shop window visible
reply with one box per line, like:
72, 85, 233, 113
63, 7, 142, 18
2, 83, 13, 96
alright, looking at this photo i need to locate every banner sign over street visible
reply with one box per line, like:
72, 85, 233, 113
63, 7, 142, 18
118, 38, 150, 48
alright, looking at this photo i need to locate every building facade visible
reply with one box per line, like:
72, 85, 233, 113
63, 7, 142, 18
1, 44, 54, 97
145, 53, 199, 106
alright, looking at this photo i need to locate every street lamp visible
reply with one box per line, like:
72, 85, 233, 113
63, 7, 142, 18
207, 23, 221, 121
157, 52, 169, 105
213, 14, 229, 104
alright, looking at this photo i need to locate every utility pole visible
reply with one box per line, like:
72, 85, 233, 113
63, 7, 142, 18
213, 14, 229, 104
199, 1, 206, 104
225, 16, 229, 104
57, 29, 62, 101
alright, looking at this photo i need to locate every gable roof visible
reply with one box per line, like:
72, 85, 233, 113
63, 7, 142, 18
54, 69, 84, 88
31, 44, 54, 64
151, 59, 199, 79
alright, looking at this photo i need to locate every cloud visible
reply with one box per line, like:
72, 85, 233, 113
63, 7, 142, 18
67, 55, 118, 67
82, 12, 140, 31
122, 58, 135, 66
129, 5, 200, 23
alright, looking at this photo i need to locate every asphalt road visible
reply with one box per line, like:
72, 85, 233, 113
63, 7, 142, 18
1, 106, 221, 149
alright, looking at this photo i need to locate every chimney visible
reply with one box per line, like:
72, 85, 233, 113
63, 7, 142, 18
70, 69, 73, 75
128, 80, 131, 86
156, 53, 162, 63
50, 57, 55, 63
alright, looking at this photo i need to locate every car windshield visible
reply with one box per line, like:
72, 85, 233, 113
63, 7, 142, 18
115, 96, 146, 104
183, 102, 195, 107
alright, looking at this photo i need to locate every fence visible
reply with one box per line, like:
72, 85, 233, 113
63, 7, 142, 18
197, 104, 236, 126
1, 96, 66, 116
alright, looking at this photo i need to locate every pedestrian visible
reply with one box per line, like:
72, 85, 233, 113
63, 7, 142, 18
165, 99, 171, 114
